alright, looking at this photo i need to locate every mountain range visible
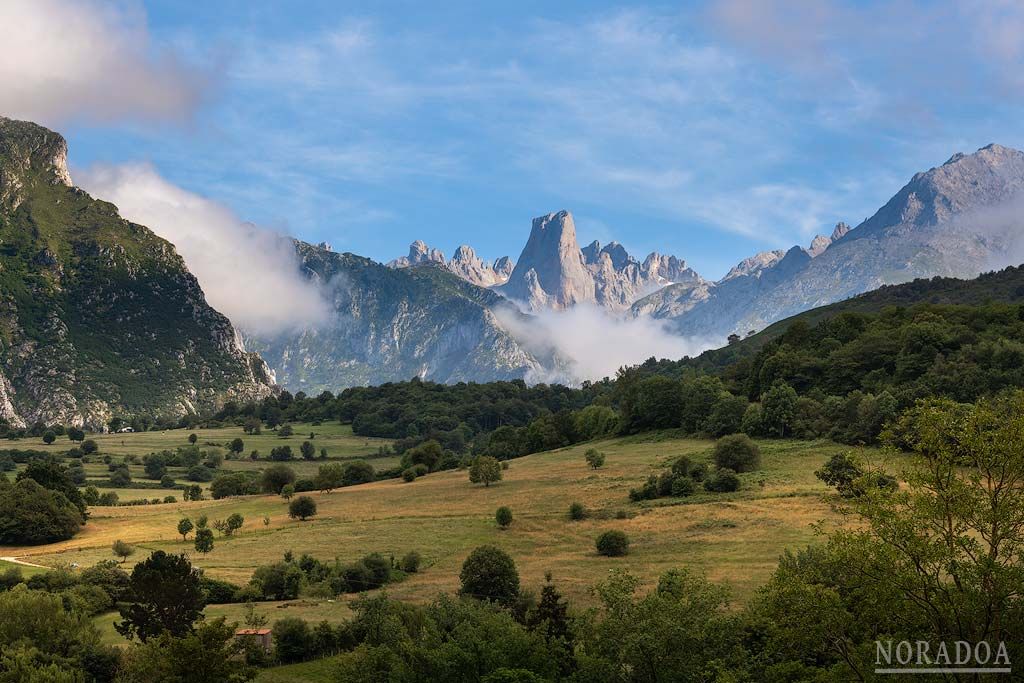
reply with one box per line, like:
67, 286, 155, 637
3, 115, 1023, 424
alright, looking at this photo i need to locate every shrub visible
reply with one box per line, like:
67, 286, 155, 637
568, 502, 586, 520
278, 425, 294, 438
671, 476, 696, 497
399, 551, 421, 573
628, 475, 659, 502
342, 460, 375, 486
0, 479, 83, 544
401, 468, 417, 483
261, 464, 296, 494
671, 456, 693, 477
289, 496, 317, 521
596, 530, 630, 557
713, 434, 761, 473
459, 545, 520, 606
495, 506, 513, 529
704, 468, 741, 493
200, 576, 241, 604
273, 617, 312, 664
251, 562, 303, 600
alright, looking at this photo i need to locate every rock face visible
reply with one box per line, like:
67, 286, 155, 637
497, 210, 705, 312
388, 241, 514, 287
246, 242, 554, 392
646, 144, 1024, 337
0, 117, 275, 428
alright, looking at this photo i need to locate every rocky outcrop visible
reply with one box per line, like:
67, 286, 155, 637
0, 117, 275, 428
647, 144, 1024, 337
246, 242, 557, 392
496, 210, 706, 312
389, 241, 514, 287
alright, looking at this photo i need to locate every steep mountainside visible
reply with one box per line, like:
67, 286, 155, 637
648, 145, 1024, 337
246, 241, 553, 392
496, 210, 705, 312
0, 117, 274, 428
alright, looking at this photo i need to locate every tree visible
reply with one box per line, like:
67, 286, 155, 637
469, 456, 502, 487
116, 551, 205, 642
459, 545, 520, 606
278, 424, 294, 437
0, 479, 83, 544
16, 458, 86, 516
260, 463, 296, 493
228, 438, 244, 457
596, 530, 630, 556
113, 539, 135, 563
81, 439, 98, 455
269, 445, 294, 461
42, 430, 56, 444
342, 460, 375, 486
272, 617, 312, 664
194, 528, 214, 555
116, 617, 254, 683
401, 440, 444, 472
243, 418, 261, 435
288, 496, 317, 521
177, 517, 193, 541
761, 381, 798, 437
315, 463, 344, 493
182, 484, 203, 501
109, 466, 132, 487
225, 513, 244, 535
584, 448, 605, 469
704, 468, 741, 492
144, 454, 167, 480
188, 433, 198, 445
300, 441, 315, 460
496, 506, 513, 529
713, 434, 762, 472
281, 484, 295, 500
67, 427, 85, 442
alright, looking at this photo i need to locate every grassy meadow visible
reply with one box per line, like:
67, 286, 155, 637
5, 428, 875, 621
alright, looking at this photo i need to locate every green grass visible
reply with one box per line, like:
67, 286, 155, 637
0, 558, 48, 577
11, 431, 871, 613
255, 656, 342, 682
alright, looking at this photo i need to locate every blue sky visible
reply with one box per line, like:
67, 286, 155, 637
6, 0, 1024, 279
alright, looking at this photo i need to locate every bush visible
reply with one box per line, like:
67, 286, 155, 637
273, 617, 312, 664
584, 449, 605, 469
251, 562, 303, 600
200, 576, 241, 604
342, 460, 375, 486
495, 506, 513, 529
704, 468, 741, 493
670, 476, 696, 497
596, 530, 630, 557
459, 545, 520, 606
401, 468, 417, 483
713, 434, 761, 473
399, 551, 421, 573
288, 496, 317, 521
261, 464, 296, 494
568, 502, 586, 520
0, 479, 83, 544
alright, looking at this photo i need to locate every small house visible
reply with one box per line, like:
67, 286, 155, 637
234, 628, 272, 652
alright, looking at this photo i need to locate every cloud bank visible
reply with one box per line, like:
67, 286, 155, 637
77, 164, 331, 335
0, 0, 208, 125
496, 304, 720, 384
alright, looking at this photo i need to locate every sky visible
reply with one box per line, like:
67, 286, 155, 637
3, 0, 1024, 281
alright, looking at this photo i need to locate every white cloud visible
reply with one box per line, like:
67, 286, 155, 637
77, 163, 331, 335
496, 304, 720, 383
0, 0, 208, 125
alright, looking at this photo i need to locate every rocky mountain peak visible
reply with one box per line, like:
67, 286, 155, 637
831, 222, 850, 241
0, 117, 73, 208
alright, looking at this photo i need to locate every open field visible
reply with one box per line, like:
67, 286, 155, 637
6, 431, 874, 615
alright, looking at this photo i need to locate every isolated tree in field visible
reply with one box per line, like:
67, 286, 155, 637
194, 528, 214, 555
596, 530, 630, 556
182, 484, 203, 501
300, 441, 315, 461
113, 539, 135, 563
68, 427, 85, 442
459, 545, 520, 606
188, 433, 198, 445
713, 434, 761, 473
228, 438, 244, 457
81, 439, 98, 455
496, 506, 513, 529
469, 456, 502, 487
280, 483, 295, 501
42, 430, 56, 444
177, 517, 193, 541
278, 424, 294, 438
115, 550, 205, 642
243, 417, 261, 435
288, 495, 317, 521
584, 448, 606, 469
225, 513, 244, 535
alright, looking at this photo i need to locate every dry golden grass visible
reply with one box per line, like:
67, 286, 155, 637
12, 432, 865, 608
